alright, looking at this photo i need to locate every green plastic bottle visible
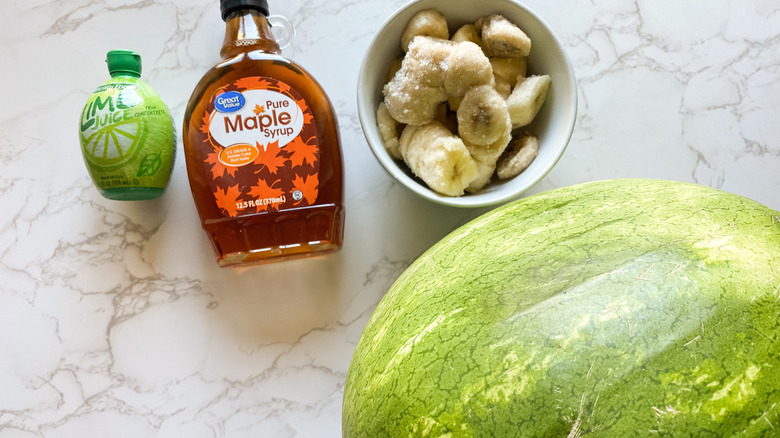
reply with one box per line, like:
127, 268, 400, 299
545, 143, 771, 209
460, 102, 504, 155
78, 50, 175, 200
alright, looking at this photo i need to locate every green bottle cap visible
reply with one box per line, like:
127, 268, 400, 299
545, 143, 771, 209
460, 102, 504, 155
106, 50, 142, 78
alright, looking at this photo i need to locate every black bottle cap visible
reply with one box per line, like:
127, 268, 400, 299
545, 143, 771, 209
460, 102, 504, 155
220, 0, 269, 21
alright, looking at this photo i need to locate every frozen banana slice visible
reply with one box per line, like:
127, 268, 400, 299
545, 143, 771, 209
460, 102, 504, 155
401, 9, 449, 52
399, 122, 479, 197
451, 24, 483, 47
385, 57, 404, 84
443, 41, 493, 96
404, 37, 453, 87
465, 131, 512, 167
411, 36, 455, 66
384, 81, 447, 126
457, 84, 512, 146
490, 57, 527, 88
465, 160, 497, 194
506, 74, 551, 128
479, 14, 532, 58
376, 102, 403, 160
493, 75, 512, 99
462, 130, 512, 193
496, 134, 539, 179
383, 37, 452, 125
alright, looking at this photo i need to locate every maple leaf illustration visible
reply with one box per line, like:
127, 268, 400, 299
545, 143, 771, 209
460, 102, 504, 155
254, 141, 288, 175
294, 99, 315, 125
214, 184, 242, 217
292, 173, 319, 205
234, 77, 271, 90
219, 83, 241, 94
276, 81, 292, 94
253, 104, 265, 115
286, 136, 318, 169
302, 111, 315, 126
206, 149, 238, 179
199, 113, 211, 135
248, 178, 285, 212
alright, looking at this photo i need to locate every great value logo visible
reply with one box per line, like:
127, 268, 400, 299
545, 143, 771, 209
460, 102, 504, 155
213, 91, 245, 113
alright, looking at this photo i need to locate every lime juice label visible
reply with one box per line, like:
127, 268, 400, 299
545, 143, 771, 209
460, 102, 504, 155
79, 77, 175, 200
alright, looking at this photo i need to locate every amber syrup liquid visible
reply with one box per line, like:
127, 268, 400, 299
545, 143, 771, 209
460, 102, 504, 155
183, 10, 344, 267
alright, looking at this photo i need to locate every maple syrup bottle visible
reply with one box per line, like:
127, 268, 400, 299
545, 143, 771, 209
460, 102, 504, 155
183, 0, 345, 267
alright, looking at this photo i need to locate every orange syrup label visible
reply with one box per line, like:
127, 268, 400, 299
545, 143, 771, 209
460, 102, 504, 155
200, 77, 320, 217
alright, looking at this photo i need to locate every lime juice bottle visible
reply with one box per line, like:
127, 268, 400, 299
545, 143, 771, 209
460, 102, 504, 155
79, 50, 176, 200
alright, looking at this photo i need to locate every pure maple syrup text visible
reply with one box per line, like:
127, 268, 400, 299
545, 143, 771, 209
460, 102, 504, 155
222, 110, 294, 136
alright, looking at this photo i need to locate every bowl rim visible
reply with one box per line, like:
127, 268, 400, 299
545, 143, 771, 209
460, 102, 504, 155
357, 0, 578, 208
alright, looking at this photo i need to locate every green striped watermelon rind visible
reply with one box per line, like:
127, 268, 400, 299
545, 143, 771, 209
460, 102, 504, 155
343, 179, 780, 437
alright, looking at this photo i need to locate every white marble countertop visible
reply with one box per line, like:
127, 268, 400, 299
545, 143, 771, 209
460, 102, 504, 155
2, 0, 779, 436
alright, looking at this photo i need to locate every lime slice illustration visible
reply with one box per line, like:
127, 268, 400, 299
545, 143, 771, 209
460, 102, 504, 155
82, 118, 147, 170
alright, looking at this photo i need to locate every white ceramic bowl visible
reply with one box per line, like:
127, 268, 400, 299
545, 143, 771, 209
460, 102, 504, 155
357, 0, 577, 208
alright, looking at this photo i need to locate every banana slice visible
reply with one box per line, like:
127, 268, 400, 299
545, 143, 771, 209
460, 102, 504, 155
463, 131, 512, 193
451, 24, 483, 47
506, 74, 552, 128
383, 37, 452, 126
401, 9, 449, 52
478, 14, 532, 58
384, 81, 447, 126
465, 160, 497, 193
399, 122, 479, 197
457, 85, 511, 146
493, 75, 512, 99
376, 102, 403, 160
404, 37, 452, 87
443, 41, 493, 96
465, 130, 512, 166
496, 134, 539, 179
385, 57, 404, 84
490, 57, 527, 89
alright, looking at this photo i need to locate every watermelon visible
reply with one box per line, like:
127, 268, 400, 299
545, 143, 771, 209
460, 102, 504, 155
343, 179, 780, 437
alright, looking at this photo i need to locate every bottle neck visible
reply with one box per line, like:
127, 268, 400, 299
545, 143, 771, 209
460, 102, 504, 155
221, 9, 281, 59
109, 72, 140, 79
